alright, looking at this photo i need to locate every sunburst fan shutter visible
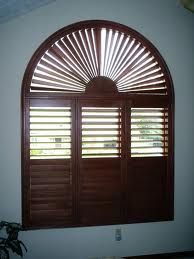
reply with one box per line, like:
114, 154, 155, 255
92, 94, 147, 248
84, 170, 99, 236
31, 26, 167, 94
22, 20, 174, 229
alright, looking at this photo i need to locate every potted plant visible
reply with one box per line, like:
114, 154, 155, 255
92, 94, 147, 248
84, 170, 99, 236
0, 221, 27, 259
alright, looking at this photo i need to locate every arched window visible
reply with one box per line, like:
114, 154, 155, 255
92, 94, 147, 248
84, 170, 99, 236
22, 20, 174, 229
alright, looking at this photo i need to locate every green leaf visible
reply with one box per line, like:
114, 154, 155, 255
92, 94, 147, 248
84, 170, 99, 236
0, 238, 7, 245
19, 241, 28, 253
6, 240, 18, 253
0, 247, 10, 259
7, 240, 23, 257
7, 231, 19, 241
9, 223, 22, 231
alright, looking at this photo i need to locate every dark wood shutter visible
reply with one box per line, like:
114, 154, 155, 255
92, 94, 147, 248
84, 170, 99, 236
126, 103, 172, 222
78, 100, 123, 226
27, 99, 74, 228
22, 20, 174, 229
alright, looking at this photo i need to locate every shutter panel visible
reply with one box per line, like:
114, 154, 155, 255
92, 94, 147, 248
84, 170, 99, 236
79, 102, 123, 225
127, 106, 170, 222
28, 100, 74, 227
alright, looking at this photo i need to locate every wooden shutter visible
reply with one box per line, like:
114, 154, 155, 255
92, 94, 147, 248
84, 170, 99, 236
30, 25, 167, 95
78, 100, 123, 226
22, 20, 174, 229
26, 99, 74, 228
127, 104, 171, 222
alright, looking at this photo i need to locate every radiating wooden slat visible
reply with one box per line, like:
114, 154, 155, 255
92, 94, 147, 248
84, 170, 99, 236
108, 34, 132, 79
95, 28, 101, 76
80, 29, 97, 78
103, 29, 113, 76
58, 38, 90, 80
30, 27, 168, 94
38, 59, 85, 85
105, 30, 119, 77
67, 33, 89, 75
118, 65, 161, 85
35, 64, 81, 85
33, 72, 83, 88
118, 71, 164, 89
30, 87, 67, 92
50, 45, 85, 79
114, 43, 145, 82
68, 32, 94, 79
85, 28, 98, 76
73, 30, 95, 78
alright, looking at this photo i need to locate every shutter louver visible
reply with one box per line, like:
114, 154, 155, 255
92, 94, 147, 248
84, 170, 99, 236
29, 104, 73, 227
30, 107, 71, 159
30, 159, 73, 227
131, 108, 168, 157
30, 26, 167, 94
81, 107, 121, 158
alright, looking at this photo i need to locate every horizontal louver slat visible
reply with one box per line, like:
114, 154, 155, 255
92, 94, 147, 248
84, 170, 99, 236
30, 107, 71, 159
131, 108, 168, 157
82, 107, 121, 158
30, 159, 73, 226
80, 158, 122, 225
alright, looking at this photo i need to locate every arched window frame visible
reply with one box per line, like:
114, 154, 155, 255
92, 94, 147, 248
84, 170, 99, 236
21, 20, 174, 229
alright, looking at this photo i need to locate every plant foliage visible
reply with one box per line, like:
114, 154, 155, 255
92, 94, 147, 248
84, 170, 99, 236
0, 221, 27, 259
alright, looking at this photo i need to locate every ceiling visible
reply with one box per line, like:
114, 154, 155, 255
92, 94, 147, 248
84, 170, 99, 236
0, 0, 56, 24
0, 0, 193, 25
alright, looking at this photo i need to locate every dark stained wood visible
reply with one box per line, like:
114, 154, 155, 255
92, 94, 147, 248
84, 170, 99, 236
127, 157, 169, 222
79, 158, 122, 225
21, 20, 174, 229
94, 28, 101, 76
29, 159, 73, 227
21, 97, 30, 227
85, 76, 117, 94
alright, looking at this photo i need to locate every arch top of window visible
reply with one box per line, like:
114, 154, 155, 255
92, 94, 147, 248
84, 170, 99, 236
22, 20, 174, 98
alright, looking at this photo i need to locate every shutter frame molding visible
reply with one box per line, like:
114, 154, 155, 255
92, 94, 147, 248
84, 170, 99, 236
21, 20, 174, 229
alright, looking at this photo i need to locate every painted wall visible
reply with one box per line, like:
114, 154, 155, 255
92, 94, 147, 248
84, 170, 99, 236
0, 0, 193, 258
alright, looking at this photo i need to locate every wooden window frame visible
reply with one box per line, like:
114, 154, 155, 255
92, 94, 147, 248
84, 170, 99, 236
21, 20, 174, 229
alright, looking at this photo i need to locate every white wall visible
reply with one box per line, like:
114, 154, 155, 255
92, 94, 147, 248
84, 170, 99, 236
0, 0, 193, 258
